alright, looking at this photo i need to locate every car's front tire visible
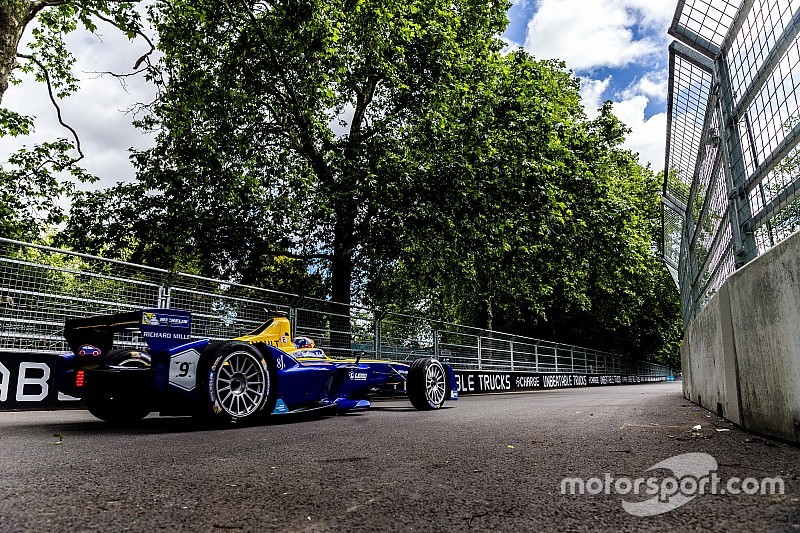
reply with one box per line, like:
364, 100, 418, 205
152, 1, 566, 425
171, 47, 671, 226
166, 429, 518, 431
407, 358, 448, 410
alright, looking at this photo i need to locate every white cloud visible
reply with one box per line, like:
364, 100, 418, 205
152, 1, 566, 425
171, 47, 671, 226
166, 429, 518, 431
331, 102, 355, 139
612, 95, 667, 171
580, 76, 612, 117
1, 7, 158, 191
578, 74, 667, 171
521, 0, 674, 170
623, 0, 678, 29
621, 70, 668, 103
524, 0, 674, 71
498, 36, 523, 55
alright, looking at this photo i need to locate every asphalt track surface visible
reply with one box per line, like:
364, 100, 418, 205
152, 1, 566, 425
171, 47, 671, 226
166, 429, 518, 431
0, 382, 798, 532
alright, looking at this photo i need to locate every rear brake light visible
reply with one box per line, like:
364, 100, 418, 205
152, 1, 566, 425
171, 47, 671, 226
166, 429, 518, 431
75, 370, 85, 388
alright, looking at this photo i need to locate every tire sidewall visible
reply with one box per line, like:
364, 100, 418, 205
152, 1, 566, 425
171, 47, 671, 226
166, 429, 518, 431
408, 357, 447, 410
83, 348, 152, 423
422, 359, 446, 409
201, 342, 277, 424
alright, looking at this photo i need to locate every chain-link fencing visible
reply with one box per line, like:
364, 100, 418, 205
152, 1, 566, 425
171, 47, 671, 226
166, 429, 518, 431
665, 0, 800, 324
0, 238, 671, 376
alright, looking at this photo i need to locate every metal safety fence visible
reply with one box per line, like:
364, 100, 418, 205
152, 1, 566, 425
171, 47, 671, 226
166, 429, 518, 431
665, 0, 800, 324
0, 238, 671, 376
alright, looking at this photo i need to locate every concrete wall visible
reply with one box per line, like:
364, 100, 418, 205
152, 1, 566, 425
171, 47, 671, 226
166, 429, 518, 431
681, 283, 741, 425
682, 229, 800, 442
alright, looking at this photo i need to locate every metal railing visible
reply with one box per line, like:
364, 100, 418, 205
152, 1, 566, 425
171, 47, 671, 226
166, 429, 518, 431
0, 238, 671, 376
665, 0, 800, 324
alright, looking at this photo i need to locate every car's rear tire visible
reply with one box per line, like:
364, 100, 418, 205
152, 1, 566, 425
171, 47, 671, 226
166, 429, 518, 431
104, 348, 152, 368
83, 349, 152, 424
407, 358, 448, 410
197, 341, 277, 425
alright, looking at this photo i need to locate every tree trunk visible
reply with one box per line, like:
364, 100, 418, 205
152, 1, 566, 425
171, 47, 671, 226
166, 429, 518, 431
328, 203, 355, 357
0, 1, 31, 105
330, 214, 354, 307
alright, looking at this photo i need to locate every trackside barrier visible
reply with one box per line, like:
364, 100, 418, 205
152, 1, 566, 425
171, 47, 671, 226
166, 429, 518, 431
454, 371, 669, 394
0, 350, 670, 411
0, 238, 672, 410
664, 1, 800, 325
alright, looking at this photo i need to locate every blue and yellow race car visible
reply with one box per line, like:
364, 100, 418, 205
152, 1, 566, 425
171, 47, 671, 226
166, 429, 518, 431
55, 309, 458, 425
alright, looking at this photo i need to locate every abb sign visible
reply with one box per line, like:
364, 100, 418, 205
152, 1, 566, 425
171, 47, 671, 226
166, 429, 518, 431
0, 353, 79, 409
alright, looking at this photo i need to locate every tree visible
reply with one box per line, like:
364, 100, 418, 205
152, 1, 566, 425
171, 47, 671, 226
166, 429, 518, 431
528, 104, 682, 366
362, 51, 584, 327
362, 76, 682, 366
1, 0, 153, 241
73, 0, 507, 307
1, 0, 152, 104
0, 129, 92, 241
61, 1, 682, 366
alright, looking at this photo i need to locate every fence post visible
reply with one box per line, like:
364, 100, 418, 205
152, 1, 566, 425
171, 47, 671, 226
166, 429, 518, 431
158, 286, 170, 308
554, 347, 558, 372
289, 307, 298, 340
477, 334, 482, 371
570, 348, 574, 373
433, 327, 439, 360
535, 345, 539, 372
374, 314, 382, 360
510, 337, 515, 372
716, 55, 757, 267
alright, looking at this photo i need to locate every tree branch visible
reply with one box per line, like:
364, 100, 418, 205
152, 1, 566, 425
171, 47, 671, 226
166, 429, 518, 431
358, 91, 412, 143
221, 0, 331, 182
27, 1, 69, 23
17, 52, 84, 162
27, 0, 146, 23
349, 76, 379, 145
84, 67, 149, 93
267, 250, 333, 261
90, 10, 156, 72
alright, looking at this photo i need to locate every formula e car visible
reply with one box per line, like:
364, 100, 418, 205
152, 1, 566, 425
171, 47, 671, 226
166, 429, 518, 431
54, 309, 457, 425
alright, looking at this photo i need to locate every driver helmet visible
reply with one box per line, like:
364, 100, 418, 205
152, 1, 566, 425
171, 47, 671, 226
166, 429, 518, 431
293, 336, 315, 349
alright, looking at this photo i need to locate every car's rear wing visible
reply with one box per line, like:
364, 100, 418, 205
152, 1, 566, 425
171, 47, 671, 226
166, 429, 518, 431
64, 308, 193, 356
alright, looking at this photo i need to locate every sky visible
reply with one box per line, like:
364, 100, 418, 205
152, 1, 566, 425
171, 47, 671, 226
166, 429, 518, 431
2, 0, 678, 192
504, 0, 677, 172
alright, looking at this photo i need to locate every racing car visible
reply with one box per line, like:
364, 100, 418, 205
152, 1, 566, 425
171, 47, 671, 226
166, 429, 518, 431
54, 308, 457, 425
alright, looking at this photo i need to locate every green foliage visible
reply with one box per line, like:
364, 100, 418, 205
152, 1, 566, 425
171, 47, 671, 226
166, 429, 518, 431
0, 108, 32, 136
241, 255, 328, 300
0, 132, 90, 241
12, 1, 147, 99
0, 0, 149, 242
65, 0, 508, 296
0, 101, 97, 241
363, 53, 577, 320
363, 75, 682, 367
766, 117, 800, 237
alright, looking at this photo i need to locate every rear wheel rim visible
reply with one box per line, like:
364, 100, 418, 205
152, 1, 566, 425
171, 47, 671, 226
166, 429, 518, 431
425, 363, 446, 406
215, 351, 268, 417
117, 358, 149, 368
